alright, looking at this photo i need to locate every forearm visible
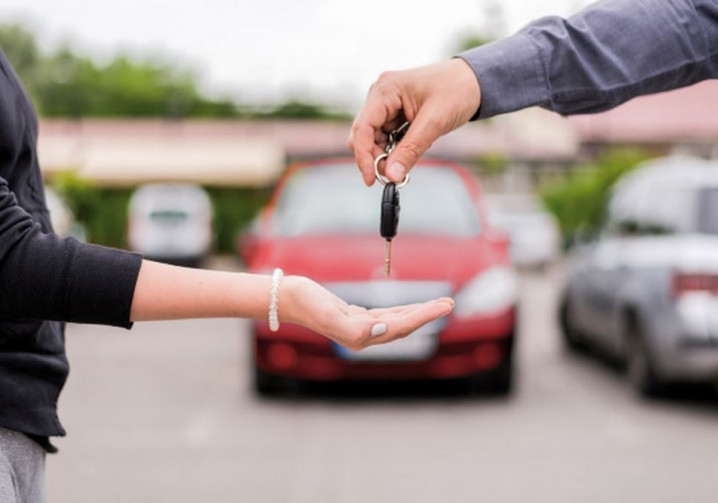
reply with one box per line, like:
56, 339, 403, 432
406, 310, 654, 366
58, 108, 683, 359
130, 260, 291, 322
459, 0, 718, 118
129, 260, 455, 351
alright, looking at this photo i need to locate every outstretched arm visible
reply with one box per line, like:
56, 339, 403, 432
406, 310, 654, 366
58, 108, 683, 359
461, 0, 718, 118
0, 178, 453, 349
130, 260, 454, 350
350, 0, 718, 185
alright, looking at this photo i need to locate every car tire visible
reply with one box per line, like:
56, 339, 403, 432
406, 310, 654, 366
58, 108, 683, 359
559, 296, 586, 352
470, 341, 514, 396
253, 365, 289, 397
487, 352, 513, 395
626, 317, 665, 398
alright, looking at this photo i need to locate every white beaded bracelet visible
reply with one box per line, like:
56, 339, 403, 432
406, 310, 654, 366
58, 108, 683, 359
268, 268, 283, 332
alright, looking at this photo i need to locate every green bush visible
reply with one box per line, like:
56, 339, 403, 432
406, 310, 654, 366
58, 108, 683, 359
539, 149, 651, 246
49, 173, 132, 248
205, 187, 273, 252
476, 151, 509, 175
47, 173, 272, 254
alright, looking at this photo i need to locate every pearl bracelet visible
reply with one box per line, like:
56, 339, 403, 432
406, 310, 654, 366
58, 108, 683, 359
268, 268, 283, 332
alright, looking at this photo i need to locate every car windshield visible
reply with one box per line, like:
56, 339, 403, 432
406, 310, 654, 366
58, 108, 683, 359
272, 164, 481, 237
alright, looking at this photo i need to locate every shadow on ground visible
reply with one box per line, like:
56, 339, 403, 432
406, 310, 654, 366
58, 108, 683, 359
253, 375, 518, 405
563, 343, 718, 411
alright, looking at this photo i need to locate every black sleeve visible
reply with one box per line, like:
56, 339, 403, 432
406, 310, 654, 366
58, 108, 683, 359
0, 176, 143, 327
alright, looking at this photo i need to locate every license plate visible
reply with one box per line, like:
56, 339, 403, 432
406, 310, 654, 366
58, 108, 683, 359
333, 320, 441, 362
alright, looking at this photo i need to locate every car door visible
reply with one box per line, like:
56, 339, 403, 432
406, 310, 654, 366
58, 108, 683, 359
571, 235, 628, 348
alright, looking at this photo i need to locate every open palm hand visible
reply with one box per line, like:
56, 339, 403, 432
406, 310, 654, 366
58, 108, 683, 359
281, 276, 454, 351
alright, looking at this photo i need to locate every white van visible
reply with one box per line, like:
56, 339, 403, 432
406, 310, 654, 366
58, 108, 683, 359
127, 184, 213, 266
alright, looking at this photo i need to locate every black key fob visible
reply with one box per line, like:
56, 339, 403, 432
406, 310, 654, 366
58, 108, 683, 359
380, 182, 400, 240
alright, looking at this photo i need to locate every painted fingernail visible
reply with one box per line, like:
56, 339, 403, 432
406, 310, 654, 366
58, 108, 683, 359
371, 323, 388, 337
387, 162, 406, 181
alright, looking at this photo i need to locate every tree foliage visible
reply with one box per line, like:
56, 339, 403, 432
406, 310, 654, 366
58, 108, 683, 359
455, 35, 494, 53
0, 24, 346, 120
540, 149, 651, 246
255, 100, 351, 121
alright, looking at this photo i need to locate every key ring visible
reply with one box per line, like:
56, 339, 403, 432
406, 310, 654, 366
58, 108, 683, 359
374, 154, 410, 187
374, 122, 411, 188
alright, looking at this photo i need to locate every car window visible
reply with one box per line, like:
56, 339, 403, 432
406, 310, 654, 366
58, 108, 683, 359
609, 184, 697, 236
643, 186, 696, 234
272, 164, 481, 237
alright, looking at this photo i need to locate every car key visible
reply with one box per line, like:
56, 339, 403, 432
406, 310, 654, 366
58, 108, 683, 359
374, 122, 410, 278
380, 181, 400, 277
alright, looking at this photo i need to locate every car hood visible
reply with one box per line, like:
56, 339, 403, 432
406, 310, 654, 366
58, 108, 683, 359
577, 234, 718, 272
256, 234, 502, 288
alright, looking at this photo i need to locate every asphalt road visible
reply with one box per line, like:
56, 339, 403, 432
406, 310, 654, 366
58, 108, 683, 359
47, 261, 718, 503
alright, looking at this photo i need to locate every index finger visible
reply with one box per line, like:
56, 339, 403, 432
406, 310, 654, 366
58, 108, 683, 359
348, 91, 401, 186
349, 119, 381, 186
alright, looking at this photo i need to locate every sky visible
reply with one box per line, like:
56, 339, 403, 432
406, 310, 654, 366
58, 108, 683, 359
0, 0, 588, 111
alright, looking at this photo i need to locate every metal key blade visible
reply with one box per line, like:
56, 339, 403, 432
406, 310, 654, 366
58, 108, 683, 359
384, 239, 392, 277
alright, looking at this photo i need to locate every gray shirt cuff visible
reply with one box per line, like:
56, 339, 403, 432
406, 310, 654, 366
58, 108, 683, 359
457, 33, 549, 119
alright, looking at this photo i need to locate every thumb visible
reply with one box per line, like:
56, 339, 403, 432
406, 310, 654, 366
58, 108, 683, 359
385, 112, 438, 183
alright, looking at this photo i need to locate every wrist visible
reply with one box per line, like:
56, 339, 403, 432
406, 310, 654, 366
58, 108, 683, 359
276, 275, 307, 325
448, 57, 482, 121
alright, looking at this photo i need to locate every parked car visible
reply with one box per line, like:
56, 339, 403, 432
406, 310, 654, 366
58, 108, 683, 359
559, 156, 718, 396
485, 193, 561, 269
127, 184, 213, 267
241, 159, 518, 395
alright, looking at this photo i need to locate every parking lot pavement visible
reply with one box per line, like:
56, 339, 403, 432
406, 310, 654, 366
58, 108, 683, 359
48, 262, 718, 503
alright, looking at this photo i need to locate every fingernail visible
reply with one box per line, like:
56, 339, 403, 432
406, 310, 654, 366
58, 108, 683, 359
387, 162, 406, 181
371, 323, 387, 337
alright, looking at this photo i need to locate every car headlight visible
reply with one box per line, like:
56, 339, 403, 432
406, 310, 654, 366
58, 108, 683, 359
453, 267, 518, 318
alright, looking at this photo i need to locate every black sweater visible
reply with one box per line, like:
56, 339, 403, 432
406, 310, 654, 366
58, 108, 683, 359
0, 48, 143, 451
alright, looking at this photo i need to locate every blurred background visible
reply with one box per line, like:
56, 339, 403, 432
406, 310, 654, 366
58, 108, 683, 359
2, 0, 718, 502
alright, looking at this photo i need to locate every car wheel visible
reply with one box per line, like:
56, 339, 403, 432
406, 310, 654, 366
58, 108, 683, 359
626, 318, 664, 398
470, 342, 514, 396
253, 365, 289, 397
559, 296, 586, 352
487, 352, 513, 395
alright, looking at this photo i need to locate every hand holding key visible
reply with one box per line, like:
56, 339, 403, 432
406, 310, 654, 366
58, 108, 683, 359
348, 59, 480, 186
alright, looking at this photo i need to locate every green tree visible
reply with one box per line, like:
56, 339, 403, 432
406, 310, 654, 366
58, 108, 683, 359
540, 149, 651, 246
455, 35, 494, 53
0, 24, 39, 76
0, 23, 351, 120
257, 100, 351, 121
35, 51, 240, 118
0, 24, 41, 103
0, 24, 241, 118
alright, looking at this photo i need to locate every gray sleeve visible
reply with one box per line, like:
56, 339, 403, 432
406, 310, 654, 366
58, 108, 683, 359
0, 177, 143, 327
458, 0, 718, 119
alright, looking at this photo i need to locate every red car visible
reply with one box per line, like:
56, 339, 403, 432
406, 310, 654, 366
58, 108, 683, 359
240, 159, 518, 395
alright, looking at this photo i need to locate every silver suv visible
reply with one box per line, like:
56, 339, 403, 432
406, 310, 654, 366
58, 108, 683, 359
127, 184, 213, 267
560, 156, 718, 396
